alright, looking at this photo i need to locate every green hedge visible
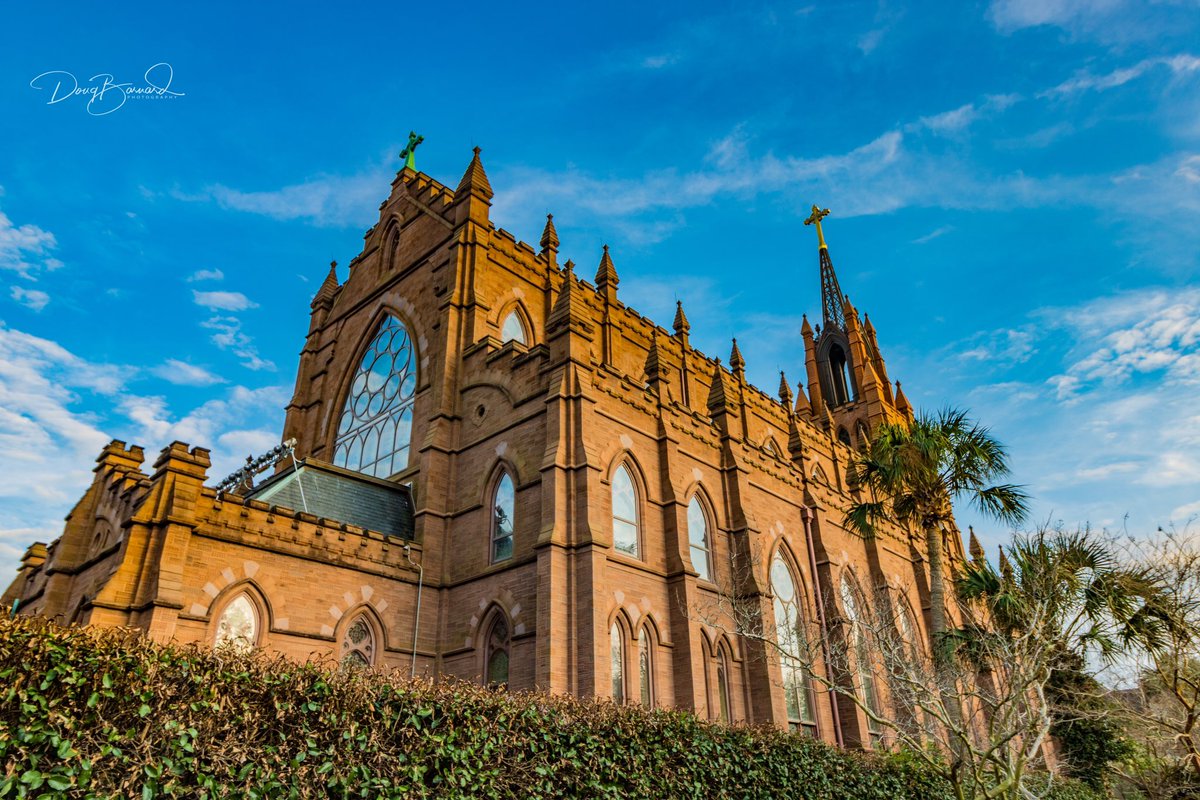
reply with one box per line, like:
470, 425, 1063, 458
0, 615, 1092, 799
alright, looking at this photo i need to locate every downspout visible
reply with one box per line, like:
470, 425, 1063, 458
403, 543, 424, 679
803, 506, 844, 748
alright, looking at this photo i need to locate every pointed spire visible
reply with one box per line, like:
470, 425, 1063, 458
547, 260, 592, 335
595, 244, 619, 300
673, 301, 691, 337
895, 381, 912, 417
729, 338, 745, 379
455, 146, 493, 201
311, 260, 339, 309
969, 527, 985, 562
819, 239, 847, 331
540, 213, 559, 256
794, 381, 811, 417
801, 313, 813, 338
778, 371, 793, 408
999, 546, 1014, 583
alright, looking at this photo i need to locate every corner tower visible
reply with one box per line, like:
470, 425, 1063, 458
801, 205, 910, 447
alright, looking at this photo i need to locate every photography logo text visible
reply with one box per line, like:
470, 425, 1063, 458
29, 62, 185, 116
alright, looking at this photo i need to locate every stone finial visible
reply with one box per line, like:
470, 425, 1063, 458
794, 381, 811, 416
673, 300, 691, 337
801, 313, 813, 338
729, 338, 745, 377
540, 213, 559, 255
968, 526, 985, 562
455, 146, 493, 201
312, 260, 339, 309
595, 244, 619, 289
778, 371, 794, 407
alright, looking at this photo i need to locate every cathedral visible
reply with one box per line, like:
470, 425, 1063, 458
3, 143, 969, 749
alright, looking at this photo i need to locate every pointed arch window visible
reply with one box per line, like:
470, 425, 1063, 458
486, 615, 510, 687
500, 310, 527, 345
715, 646, 732, 723
841, 575, 883, 744
687, 495, 712, 582
610, 622, 626, 702
341, 615, 376, 668
333, 315, 417, 478
491, 472, 515, 563
770, 552, 817, 736
215, 594, 258, 650
638, 627, 653, 707
611, 464, 640, 558
828, 343, 852, 407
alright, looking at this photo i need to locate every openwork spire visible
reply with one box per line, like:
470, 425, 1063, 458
805, 204, 846, 331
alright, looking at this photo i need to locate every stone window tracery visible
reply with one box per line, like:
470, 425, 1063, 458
341, 616, 376, 668
333, 315, 417, 478
841, 575, 883, 744
486, 615, 510, 687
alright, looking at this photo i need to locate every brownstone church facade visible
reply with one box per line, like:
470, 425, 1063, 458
3, 147, 969, 749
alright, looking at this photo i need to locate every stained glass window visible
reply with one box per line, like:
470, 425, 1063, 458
492, 473, 514, 563
610, 623, 625, 702
486, 616, 510, 687
341, 616, 375, 668
501, 311, 526, 344
771, 552, 816, 735
215, 594, 257, 650
687, 496, 711, 581
611, 464, 639, 557
333, 315, 417, 478
638, 628, 653, 707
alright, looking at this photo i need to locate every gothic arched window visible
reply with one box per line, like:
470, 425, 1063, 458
491, 472, 515, 563
638, 627, 653, 707
500, 310, 527, 345
341, 615, 376, 668
770, 552, 817, 735
841, 575, 883, 744
333, 315, 417, 478
715, 646, 732, 723
486, 615, 510, 687
611, 464, 640, 558
828, 343, 851, 407
610, 622, 626, 702
687, 495, 712, 582
215, 594, 258, 650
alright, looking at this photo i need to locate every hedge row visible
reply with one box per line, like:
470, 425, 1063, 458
0, 615, 1095, 799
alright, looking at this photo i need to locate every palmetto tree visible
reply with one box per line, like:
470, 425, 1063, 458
846, 408, 1029, 650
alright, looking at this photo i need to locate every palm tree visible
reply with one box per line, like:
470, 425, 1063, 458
845, 407, 1029, 653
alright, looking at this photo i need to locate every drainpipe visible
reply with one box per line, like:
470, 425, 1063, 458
403, 544, 424, 679
803, 506, 844, 748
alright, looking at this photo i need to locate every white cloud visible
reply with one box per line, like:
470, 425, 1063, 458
200, 315, 275, 371
0, 206, 61, 279
989, 0, 1126, 33
917, 104, 979, 135
192, 290, 258, 312
912, 225, 954, 244
187, 268, 225, 282
959, 329, 1036, 365
1043, 54, 1200, 97
180, 170, 391, 228
10, 286, 50, 311
151, 359, 226, 387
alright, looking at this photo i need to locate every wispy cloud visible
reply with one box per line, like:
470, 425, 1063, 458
959, 328, 1036, 365
1042, 54, 1200, 97
151, 359, 226, 387
912, 225, 953, 244
0, 204, 61, 280
10, 286, 49, 311
192, 290, 259, 312
187, 268, 224, 282
200, 315, 275, 371
177, 170, 391, 228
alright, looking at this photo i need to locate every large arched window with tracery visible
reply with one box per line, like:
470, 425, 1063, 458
215, 593, 258, 650
333, 315, 417, 478
770, 552, 817, 736
485, 615, 510, 687
841, 575, 884, 744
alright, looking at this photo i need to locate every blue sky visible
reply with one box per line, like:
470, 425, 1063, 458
1, 1, 1198, 581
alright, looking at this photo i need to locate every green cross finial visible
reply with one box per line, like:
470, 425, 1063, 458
399, 131, 424, 170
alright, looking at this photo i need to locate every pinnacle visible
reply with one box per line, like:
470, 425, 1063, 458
540, 213, 559, 253
673, 301, 690, 337
801, 313, 813, 337
778, 371, 793, 406
311, 260, 340, 308
969, 526, 985, 562
729, 338, 745, 372
455, 146, 493, 200
595, 244, 619, 288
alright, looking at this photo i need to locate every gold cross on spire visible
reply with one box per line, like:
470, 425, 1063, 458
804, 204, 831, 250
